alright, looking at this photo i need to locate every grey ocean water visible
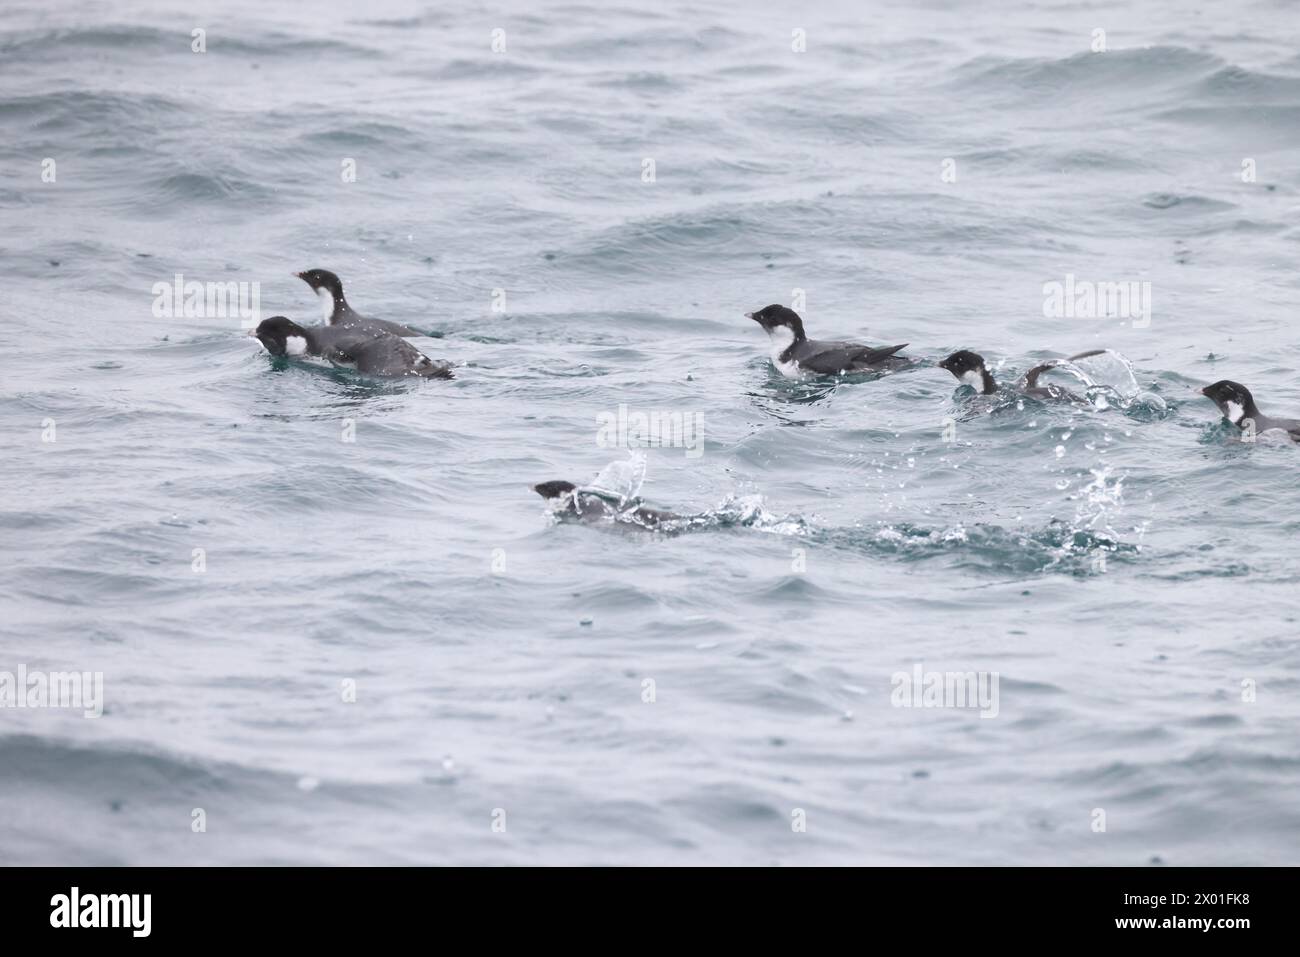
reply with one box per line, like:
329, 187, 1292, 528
2, 0, 1299, 865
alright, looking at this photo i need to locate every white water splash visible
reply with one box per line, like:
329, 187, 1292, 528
1072, 465, 1127, 538
1034, 349, 1167, 412
581, 450, 647, 507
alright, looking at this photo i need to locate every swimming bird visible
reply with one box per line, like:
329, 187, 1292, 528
295, 268, 424, 337
938, 349, 1107, 401
251, 316, 453, 378
1201, 380, 1300, 442
532, 480, 682, 530
745, 305, 909, 378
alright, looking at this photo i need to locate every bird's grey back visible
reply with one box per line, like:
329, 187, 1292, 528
792, 338, 910, 374
348, 335, 452, 378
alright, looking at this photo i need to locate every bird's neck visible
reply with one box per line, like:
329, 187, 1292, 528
1226, 399, 1261, 425
960, 367, 997, 394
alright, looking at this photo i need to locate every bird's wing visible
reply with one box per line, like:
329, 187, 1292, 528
413, 354, 455, 379
796, 340, 909, 374
1020, 363, 1083, 400
349, 336, 453, 378
1021, 362, 1055, 390
312, 326, 374, 357
1023, 350, 1108, 389
1258, 417, 1300, 442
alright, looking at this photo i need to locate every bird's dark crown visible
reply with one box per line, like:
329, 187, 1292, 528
746, 305, 806, 340
938, 350, 985, 375
1201, 380, 1258, 416
533, 480, 577, 500
296, 268, 345, 299
252, 316, 307, 355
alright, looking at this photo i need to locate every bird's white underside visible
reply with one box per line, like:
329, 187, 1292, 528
765, 326, 802, 378
315, 286, 334, 323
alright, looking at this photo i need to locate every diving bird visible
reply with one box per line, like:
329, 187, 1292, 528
296, 268, 424, 337
532, 480, 682, 530
745, 305, 910, 377
938, 349, 1107, 401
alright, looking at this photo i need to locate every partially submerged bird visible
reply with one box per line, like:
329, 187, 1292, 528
251, 316, 453, 378
938, 349, 1107, 401
746, 305, 910, 378
296, 268, 424, 337
1201, 380, 1300, 442
532, 480, 682, 530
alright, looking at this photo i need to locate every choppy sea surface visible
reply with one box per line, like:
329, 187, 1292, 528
2, 0, 1300, 865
